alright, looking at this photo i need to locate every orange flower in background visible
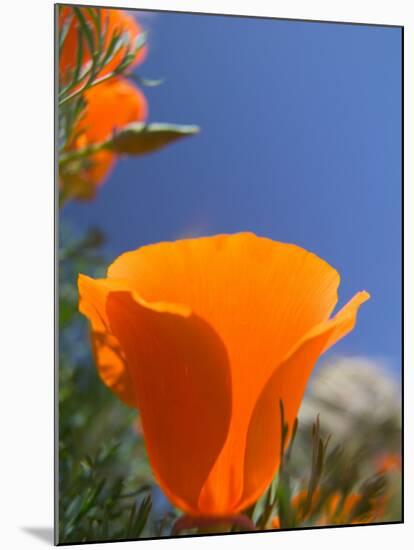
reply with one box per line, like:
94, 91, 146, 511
63, 77, 148, 198
58, 6, 149, 199
271, 488, 386, 528
376, 452, 401, 475
59, 6, 147, 84
78, 233, 369, 518
325, 492, 387, 525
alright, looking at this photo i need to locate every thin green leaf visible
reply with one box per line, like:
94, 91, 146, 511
86, 7, 101, 50
285, 417, 299, 464
126, 495, 152, 538
101, 30, 123, 66
129, 74, 165, 87
73, 7, 95, 58
72, 27, 84, 85
59, 13, 73, 53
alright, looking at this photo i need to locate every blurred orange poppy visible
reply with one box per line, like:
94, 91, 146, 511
62, 77, 148, 198
59, 6, 147, 85
271, 488, 386, 528
78, 233, 369, 517
376, 452, 401, 474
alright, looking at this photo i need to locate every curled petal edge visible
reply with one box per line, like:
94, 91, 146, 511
236, 290, 370, 513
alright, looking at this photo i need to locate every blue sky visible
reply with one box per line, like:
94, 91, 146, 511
63, 11, 402, 376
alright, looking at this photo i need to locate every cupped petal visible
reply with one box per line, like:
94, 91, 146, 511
238, 291, 370, 512
107, 234, 340, 387
106, 234, 341, 513
78, 274, 137, 407
104, 289, 232, 515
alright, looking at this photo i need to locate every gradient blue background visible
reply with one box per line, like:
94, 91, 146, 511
63, 12, 402, 376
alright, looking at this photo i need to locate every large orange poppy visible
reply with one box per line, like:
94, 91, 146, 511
59, 6, 147, 85
78, 233, 369, 517
62, 77, 148, 198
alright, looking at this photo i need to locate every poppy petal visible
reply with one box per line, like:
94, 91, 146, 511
239, 291, 370, 511
107, 234, 340, 513
104, 289, 232, 515
78, 274, 137, 407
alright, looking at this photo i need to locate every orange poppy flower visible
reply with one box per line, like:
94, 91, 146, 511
78, 233, 369, 517
59, 6, 147, 85
62, 77, 148, 198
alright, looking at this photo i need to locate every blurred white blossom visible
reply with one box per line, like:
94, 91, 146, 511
299, 356, 401, 443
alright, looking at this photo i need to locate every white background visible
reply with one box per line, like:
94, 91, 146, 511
0, 0, 411, 548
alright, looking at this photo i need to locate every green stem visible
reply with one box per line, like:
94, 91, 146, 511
59, 71, 119, 106
59, 139, 110, 168
172, 514, 256, 536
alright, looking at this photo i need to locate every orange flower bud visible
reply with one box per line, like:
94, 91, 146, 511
62, 77, 148, 199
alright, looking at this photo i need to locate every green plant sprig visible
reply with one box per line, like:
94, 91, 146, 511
58, 6, 147, 155
58, 7, 147, 107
